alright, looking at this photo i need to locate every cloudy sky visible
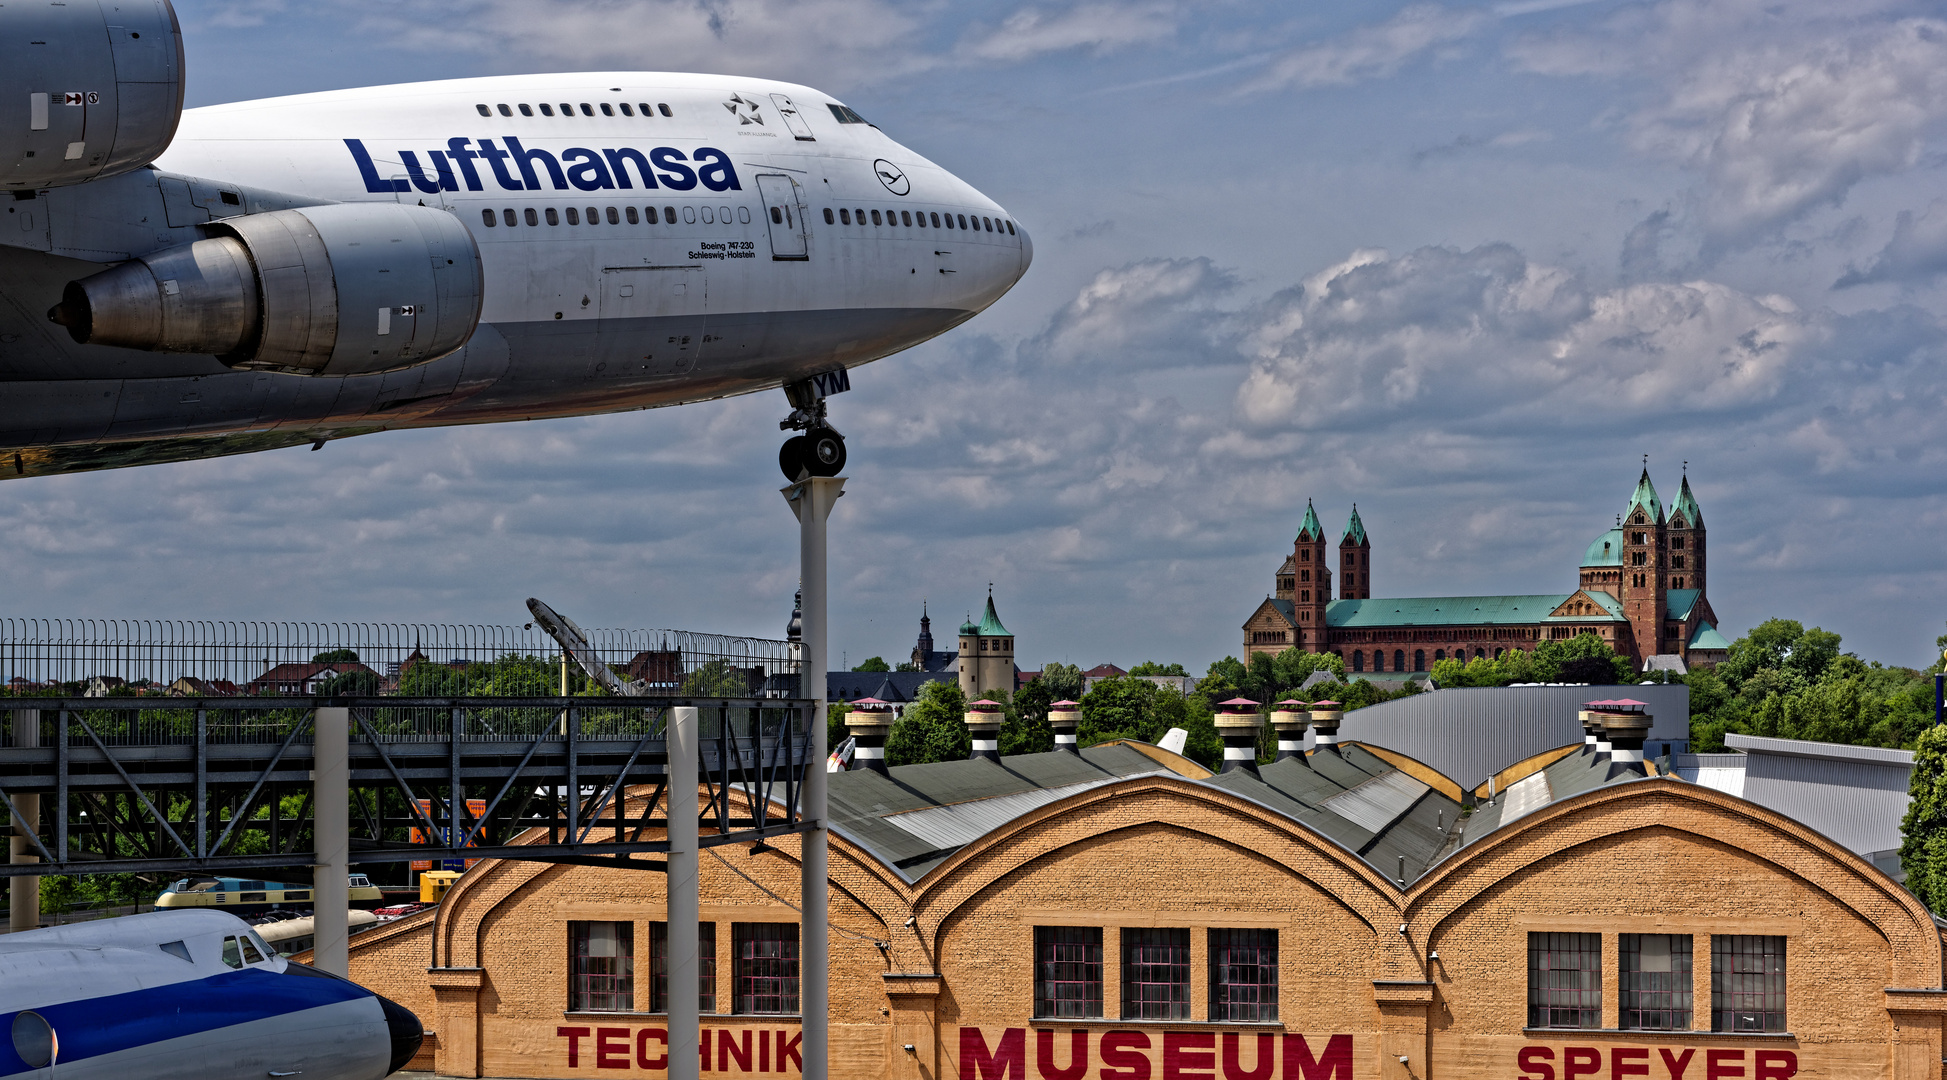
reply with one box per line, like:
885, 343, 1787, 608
8, 0, 1947, 671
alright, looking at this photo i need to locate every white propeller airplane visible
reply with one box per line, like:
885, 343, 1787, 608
1, 0, 1031, 482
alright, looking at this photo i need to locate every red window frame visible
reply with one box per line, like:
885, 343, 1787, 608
1121, 927, 1190, 1021
732, 922, 799, 1015
1033, 926, 1102, 1019
568, 921, 634, 1013
1210, 928, 1278, 1022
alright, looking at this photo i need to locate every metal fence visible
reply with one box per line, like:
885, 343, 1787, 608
0, 620, 801, 726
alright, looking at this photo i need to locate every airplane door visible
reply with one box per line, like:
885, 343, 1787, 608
597, 266, 707, 378
755, 175, 808, 261
770, 94, 815, 141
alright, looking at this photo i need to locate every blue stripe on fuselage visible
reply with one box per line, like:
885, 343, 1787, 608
0, 966, 371, 1075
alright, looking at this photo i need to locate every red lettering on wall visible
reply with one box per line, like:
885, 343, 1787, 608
961, 1027, 1026, 1080
1282, 1034, 1353, 1080
1659, 1049, 1695, 1080
721, 1030, 754, 1073
637, 1029, 669, 1070
1037, 1029, 1088, 1080
558, 1026, 591, 1069
701, 1030, 712, 1073
778, 1030, 803, 1073
1752, 1051, 1795, 1080
1705, 1050, 1745, 1080
1518, 1047, 1557, 1080
595, 1028, 631, 1070
1163, 1032, 1215, 1080
759, 1029, 771, 1073
1222, 1032, 1275, 1080
1101, 1031, 1153, 1080
1611, 1047, 1649, 1080
1565, 1047, 1602, 1080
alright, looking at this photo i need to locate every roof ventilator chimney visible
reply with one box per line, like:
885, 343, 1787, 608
845, 698, 895, 775
1215, 697, 1261, 776
1589, 699, 1653, 779
1048, 700, 1081, 754
1270, 699, 1311, 765
965, 699, 1003, 762
1309, 700, 1344, 756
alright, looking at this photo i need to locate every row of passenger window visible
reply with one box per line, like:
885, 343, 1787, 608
825, 206, 1016, 235
482, 204, 752, 228
476, 102, 673, 119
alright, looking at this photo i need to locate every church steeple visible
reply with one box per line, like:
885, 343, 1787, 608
1338, 505, 1372, 601
1628, 465, 1664, 525
1666, 468, 1706, 595
1297, 501, 1324, 542
1290, 499, 1331, 646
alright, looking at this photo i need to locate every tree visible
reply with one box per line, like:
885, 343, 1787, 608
318, 669, 380, 697
681, 659, 750, 698
1128, 661, 1188, 677
1036, 662, 1085, 702
896, 661, 920, 673
852, 657, 891, 673
1901, 723, 1947, 913
885, 681, 969, 766
1558, 656, 1620, 684
826, 700, 851, 754
1077, 676, 1220, 768
312, 649, 360, 664
1688, 619, 1934, 752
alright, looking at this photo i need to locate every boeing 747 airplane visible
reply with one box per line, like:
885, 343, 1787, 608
0, 0, 1030, 481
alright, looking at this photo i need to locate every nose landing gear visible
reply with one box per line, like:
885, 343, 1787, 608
778, 378, 847, 480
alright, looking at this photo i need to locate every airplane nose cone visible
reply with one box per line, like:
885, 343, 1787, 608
1017, 222, 1033, 278
377, 993, 425, 1075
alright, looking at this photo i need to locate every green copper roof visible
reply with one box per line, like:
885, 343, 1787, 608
1582, 528, 1623, 567
1325, 594, 1625, 628
977, 594, 1012, 637
1666, 589, 1700, 620
1342, 505, 1368, 547
1628, 468, 1664, 524
1670, 475, 1703, 528
1297, 501, 1324, 542
1689, 621, 1731, 650
959, 617, 980, 635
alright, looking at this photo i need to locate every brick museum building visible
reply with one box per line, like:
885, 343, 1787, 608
1242, 468, 1733, 674
329, 700, 1944, 1080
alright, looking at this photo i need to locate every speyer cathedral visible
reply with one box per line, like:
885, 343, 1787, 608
1242, 467, 1732, 674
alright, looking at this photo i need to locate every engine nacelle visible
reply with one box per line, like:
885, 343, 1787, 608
2, 0, 185, 190
49, 202, 485, 377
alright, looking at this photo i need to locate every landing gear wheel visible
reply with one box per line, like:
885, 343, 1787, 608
779, 435, 811, 481
804, 427, 846, 477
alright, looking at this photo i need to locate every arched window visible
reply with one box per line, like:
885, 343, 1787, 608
1475, 648, 1486, 660
1394, 649, 1405, 671
1374, 650, 1385, 672
1352, 651, 1365, 673
1433, 649, 1444, 662
1413, 650, 1424, 672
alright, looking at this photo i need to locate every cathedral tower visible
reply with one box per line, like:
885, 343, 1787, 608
1293, 501, 1331, 648
1338, 506, 1371, 601
1666, 471, 1705, 595
1620, 467, 1668, 659
957, 590, 1015, 698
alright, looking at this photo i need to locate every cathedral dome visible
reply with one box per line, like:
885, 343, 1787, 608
1583, 528, 1624, 567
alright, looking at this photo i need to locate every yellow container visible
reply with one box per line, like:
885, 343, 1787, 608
419, 870, 462, 903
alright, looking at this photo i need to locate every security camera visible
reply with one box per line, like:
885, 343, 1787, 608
904, 1045, 917, 1053
903, 916, 916, 927
1398, 1056, 1410, 1065
1398, 924, 1408, 935
1428, 950, 1440, 961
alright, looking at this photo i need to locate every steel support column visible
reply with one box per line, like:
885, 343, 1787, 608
8, 710, 37, 934
313, 706, 349, 975
668, 706, 700, 1080
786, 475, 842, 1080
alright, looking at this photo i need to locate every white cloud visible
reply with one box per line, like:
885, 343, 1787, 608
960, 3, 1182, 64
1835, 199, 1947, 287
1246, 4, 1486, 91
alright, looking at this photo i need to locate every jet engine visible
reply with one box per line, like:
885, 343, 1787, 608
1, 0, 186, 190
49, 202, 485, 377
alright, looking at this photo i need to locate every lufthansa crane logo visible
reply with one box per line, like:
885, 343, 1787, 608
873, 159, 909, 196
724, 93, 764, 125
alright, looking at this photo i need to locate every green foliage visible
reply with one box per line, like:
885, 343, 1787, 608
1005, 680, 1059, 756
895, 662, 920, 673
885, 681, 970, 767
311, 649, 361, 664
852, 657, 891, 673
1196, 649, 1343, 706
1077, 676, 1220, 768
1035, 662, 1085, 702
1689, 619, 1933, 752
1901, 724, 1947, 913
1128, 661, 1188, 677
680, 659, 750, 698
1430, 633, 1634, 688
826, 700, 850, 751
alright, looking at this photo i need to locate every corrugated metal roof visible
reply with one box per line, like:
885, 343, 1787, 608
1321, 769, 1430, 834
1332, 685, 1691, 790
1726, 733, 1914, 767
1498, 770, 1553, 824
879, 775, 1160, 850
1731, 736, 1913, 856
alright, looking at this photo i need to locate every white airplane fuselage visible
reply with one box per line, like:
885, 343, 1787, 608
0, 72, 1030, 475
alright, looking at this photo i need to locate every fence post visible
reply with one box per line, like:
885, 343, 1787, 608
668, 706, 699, 1080
8, 710, 38, 934
313, 706, 349, 975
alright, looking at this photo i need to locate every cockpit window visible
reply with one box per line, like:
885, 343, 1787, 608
221, 936, 244, 969
159, 940, 192, 962
240, 935, 269, 965
826, 103, 868, 125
